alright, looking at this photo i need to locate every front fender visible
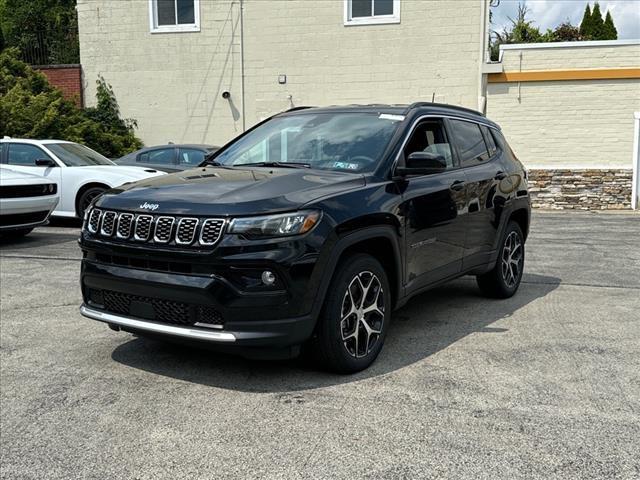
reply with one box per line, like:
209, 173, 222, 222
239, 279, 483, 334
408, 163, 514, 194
305, 225, 404, 325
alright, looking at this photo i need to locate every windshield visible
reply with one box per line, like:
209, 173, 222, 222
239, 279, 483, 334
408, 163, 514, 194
47, 143, 114, 166
213, 112, 403, 173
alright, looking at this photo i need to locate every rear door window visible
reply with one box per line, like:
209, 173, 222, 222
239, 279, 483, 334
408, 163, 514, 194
480, 125, 498, 157
138, 148, 175, 165
178, 148, 206, 166
449, 119, 490, 167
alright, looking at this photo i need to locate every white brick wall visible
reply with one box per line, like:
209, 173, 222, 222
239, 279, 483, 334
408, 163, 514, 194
487, 43, 640, 169
77, 0, 485, 147
500, 41, 640, 71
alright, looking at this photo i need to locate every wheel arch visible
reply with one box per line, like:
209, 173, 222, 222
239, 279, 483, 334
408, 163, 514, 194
509, 207, 530, 240
75, 182, 110, 216
313, 226, 404, 318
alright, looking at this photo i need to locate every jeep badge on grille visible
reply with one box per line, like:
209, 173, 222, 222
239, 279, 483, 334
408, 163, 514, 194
139, 202, 159, 211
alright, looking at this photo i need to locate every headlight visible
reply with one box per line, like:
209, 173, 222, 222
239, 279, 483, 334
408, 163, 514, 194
228, 210, 321, 239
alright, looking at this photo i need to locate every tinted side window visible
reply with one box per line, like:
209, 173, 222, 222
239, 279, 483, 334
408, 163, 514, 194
7, 144, 53, 166
480, 125, 498, 156
449, 119, 490, 166
404, 119, 455, 169
138, 148, 175, 165
178, 148, 205, 166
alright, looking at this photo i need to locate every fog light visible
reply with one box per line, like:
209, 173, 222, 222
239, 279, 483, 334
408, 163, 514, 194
261, 270, 276, 286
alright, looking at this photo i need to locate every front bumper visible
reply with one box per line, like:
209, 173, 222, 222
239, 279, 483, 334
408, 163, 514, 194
81, 304, 237, 342
0, 195, 59, 230
78, 225, 333, 354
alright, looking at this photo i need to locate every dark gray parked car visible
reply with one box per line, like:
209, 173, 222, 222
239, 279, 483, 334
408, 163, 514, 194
115, 144, 219, 172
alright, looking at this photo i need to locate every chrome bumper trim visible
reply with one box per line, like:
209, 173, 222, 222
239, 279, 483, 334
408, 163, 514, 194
80, 304, 236, 343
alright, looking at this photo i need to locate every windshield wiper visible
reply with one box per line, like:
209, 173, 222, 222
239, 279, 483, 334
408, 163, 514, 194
240, 161, 310, 169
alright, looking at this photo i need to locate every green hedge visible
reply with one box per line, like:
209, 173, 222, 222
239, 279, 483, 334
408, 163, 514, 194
0, 48, 142, 158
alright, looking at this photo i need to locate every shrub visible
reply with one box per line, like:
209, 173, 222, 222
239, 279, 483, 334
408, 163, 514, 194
0, 48, 142, 158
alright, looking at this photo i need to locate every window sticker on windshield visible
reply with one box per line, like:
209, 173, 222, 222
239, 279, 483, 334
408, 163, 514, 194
379, 114, 405, 122
333, 162, 359, 170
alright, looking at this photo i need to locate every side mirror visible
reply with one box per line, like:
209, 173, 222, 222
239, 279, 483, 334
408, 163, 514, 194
396, 152, 447, 177
35, 158, 57, 167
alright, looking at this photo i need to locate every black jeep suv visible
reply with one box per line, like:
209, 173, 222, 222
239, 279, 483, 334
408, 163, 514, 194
79, 103, 530, 373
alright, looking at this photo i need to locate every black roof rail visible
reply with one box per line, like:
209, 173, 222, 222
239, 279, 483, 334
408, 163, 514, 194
406, 102, 485, 117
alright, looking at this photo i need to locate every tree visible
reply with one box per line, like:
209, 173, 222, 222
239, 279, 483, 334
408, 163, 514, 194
0, 49, 142, 158
490, 4, 543, 60
579, 3, 593, 38
590, 2, 605, 39
602, 11, 618, 40
0, 0, 79, 64
548, 21, 584, 42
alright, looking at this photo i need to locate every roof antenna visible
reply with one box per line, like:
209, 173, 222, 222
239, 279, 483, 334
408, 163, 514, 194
431, 92, 435, 102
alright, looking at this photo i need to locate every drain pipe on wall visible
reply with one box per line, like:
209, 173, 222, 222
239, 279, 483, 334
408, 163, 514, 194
632, 112, 640, 210
477, 0, 489, 113
239, 0, 246, 132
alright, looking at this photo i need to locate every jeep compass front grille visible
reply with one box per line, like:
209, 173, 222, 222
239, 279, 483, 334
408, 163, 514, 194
86, 209, 226, 247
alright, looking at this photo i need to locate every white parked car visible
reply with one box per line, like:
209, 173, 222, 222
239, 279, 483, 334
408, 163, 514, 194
0, 138, 165, 218
0, 166, 59, 238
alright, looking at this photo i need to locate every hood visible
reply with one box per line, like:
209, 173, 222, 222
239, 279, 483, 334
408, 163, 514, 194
95, 167, 365, 216
0, 167, 51, 185
72, 165, 165, 180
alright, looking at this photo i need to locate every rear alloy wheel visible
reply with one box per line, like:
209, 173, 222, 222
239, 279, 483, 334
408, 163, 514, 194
477, 221, 525, 298
77, 187, 106, 217
310, 254, 391, 373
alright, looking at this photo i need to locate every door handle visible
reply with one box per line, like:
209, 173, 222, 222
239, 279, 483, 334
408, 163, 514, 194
495, 171, 507, 180
450, 180, 465, 192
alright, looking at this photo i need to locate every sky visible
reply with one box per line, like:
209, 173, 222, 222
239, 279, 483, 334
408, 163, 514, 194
491, 0, 640, 39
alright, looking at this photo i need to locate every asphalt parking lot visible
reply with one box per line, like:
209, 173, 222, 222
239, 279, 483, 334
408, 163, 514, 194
1, 211, 639, 479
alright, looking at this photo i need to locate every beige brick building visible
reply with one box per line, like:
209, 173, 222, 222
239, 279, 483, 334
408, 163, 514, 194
77, 0, 640, 208
486, 40, 640, 209
77, 0, 488, 146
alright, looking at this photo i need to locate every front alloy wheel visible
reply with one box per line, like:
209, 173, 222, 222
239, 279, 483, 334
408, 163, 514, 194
310, 254, 391, 373
341, 271, 385, 358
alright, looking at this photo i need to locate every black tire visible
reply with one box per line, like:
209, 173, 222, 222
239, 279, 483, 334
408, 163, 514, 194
309, 254, 391, 373
77, 187, 106, 217
477, 221, 525, 298
0, 228, 33, 240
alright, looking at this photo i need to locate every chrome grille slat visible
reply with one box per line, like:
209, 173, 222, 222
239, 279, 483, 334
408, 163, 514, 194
176, 218, 199, 245
100, 211, 117, 236
88, 209, 102, 233
200, 219, 225, 246
116, 213, 134, 239
88, 211, 224, 247
134, 215, 153, 241
154, 216, 175, 243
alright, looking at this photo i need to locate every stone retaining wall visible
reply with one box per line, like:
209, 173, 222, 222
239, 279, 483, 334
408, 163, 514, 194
528, 169, 633, 210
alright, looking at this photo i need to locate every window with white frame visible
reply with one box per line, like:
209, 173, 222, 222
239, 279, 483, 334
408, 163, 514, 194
149, 0, 200, 33
344, 0, 400, 26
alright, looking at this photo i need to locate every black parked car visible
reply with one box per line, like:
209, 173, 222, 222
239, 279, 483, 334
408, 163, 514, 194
114, 144, 219, 172
79, 103, 530, 373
